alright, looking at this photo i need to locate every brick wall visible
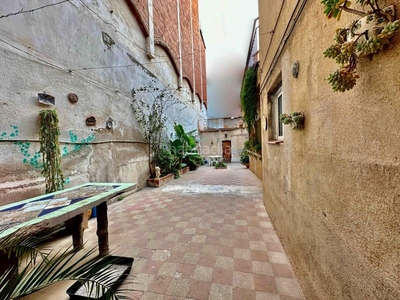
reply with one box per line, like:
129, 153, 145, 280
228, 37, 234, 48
127, 0, 206, 104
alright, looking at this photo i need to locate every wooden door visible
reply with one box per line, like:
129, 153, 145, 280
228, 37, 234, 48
222, 141, 231, 163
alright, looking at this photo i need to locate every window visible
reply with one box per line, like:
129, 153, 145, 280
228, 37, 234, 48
272, 86, 284, 140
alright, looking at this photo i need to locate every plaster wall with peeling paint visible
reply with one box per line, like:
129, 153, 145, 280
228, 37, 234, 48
0, 0, 207, 205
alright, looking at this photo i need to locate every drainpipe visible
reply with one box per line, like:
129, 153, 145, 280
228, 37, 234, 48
177, 0, 183, 88
190, 0, 195, 102
146, 0, 155, 58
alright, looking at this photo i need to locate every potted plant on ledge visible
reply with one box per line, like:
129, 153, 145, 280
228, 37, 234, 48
240, 149, 250, 168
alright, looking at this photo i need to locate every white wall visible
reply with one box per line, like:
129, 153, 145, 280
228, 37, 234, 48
0, 0, 202, 205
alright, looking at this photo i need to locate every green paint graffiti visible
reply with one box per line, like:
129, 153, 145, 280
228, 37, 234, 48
3, 125, 95, 186
2, 125, 42, 169
62, 131, 95, 156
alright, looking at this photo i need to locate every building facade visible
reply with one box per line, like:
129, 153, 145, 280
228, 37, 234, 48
0, 0, 206, 205
258, 1, 400, 299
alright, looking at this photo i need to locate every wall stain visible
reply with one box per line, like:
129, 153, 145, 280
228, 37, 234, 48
3, 125, 95, 187
62, 131, 95, 156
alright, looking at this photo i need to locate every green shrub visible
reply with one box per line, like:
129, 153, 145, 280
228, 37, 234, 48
155, 148, 174, 177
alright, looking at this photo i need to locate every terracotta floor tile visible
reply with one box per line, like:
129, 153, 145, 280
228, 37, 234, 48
140, 260, 163, 275
275, 278, 304, 298
215, 256, 234, 270
209, 283, 233, 300
233, 258, 253, 273
187, 279, 212, 299
147, 275, 173, 294
192, 265, 214, 282
176, 263, 196, 278
165, 277, 191, 297
23, 164, 305, 300
157, 262, 179, 277
233, 287, 257, 300
218, 245, 235, 257
272, 263, 295, 278
233, 271, 255, 290
198, 253, 217, 267
251, 249, 270, 262
212, 267, 234, 286
254, 274, 278, 293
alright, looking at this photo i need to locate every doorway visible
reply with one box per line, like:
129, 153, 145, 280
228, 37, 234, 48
222, 141, 231, 163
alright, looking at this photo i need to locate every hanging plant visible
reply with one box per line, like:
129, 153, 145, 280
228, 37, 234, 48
321, 0, 400, 92
280, 112, 305, 130
39, 109, 64, 193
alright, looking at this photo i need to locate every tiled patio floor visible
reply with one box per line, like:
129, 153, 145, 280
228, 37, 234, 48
23, 163, 304, 300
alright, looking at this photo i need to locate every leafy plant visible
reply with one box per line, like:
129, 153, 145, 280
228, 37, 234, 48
132, 84, 185, 178
214, 157, 227, 169
0, 230, 131, 300
243, 133, 262, 153
155, 148, 175, 177
240, 149, 249, 165
280, 112, 305, 130
170, 123, 197, 170
322, 1, 400, 92
183, 152, 203, 171
39, 110, 64, 193
240, 66, 258, 130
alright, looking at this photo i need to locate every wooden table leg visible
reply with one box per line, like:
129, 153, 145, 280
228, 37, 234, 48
71, 213, 84, 251
96, 202, 109, 255
0, 251, 18, 280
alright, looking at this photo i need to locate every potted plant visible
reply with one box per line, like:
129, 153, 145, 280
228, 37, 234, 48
214, 157, 227, 169
170, 123, 197, 175
240, 149, 250, 168
280, 112, 305, 130
321, 0, 400, 92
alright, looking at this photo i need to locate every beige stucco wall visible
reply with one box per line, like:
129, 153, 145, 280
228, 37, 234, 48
249, 153, 262, 180
259, 1, 400, 299
0, 0, 204, 205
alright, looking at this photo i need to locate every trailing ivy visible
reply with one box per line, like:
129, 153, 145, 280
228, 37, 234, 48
39, 110, 64, 193
240, 66, 258, 130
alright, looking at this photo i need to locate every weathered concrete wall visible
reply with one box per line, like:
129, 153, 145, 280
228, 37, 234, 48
0, 0, 206, 205
259, 1, 400, 299
199, 128, 248, 162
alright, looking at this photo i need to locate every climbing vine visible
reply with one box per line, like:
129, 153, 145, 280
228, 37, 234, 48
131, 83, 186, 178
39, 110, 64, 193
240, 66, 258, 130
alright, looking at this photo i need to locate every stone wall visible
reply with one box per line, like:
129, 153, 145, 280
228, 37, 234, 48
258, 1, 400, 299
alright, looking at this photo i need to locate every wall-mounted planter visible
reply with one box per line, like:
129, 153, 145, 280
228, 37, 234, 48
322, 3, 400, 92
349, 6, 396, 57
280, 112, 305, 130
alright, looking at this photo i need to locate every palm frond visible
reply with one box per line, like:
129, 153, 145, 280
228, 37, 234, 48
0, 228, 134, 300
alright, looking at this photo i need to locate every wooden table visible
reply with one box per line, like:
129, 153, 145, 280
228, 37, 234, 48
0, 183, 137, 259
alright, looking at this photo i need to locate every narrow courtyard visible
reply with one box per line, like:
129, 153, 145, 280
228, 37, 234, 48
24, 163, 304, 300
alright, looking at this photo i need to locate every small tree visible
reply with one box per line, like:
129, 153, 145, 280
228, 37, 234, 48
131, 85, 184, 178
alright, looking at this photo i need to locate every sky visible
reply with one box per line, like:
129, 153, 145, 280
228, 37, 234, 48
199, 0, 259, 119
